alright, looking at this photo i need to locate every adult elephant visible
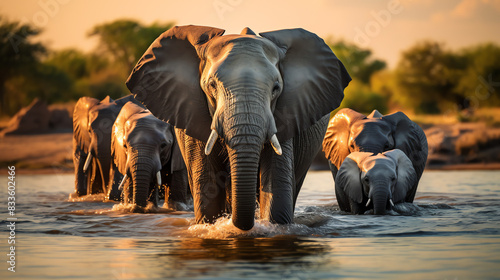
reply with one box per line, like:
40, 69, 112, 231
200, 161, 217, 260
335, 149, 418, 215
322, 108, 428, 203
126, 25, 351, 230
111, 101, 189, 210
72, 94, 143, 199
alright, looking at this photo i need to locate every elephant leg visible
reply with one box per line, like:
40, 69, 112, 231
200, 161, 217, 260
292, 114, 330, 206
405, 182, 419, 203
74, 148, 88, 196
107, 163, 122, 201
165, 168, 190, 210
175, 128, 228, 223
259, 138, 295, 224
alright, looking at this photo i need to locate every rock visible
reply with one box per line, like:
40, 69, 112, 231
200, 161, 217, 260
0, 98, 50, 137
425, 122, 500, 167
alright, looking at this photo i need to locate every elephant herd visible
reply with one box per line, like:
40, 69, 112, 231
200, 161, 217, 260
73, 95, 189, 210
72, 25, 428, 231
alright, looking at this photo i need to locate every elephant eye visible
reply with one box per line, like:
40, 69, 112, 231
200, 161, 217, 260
160, 142, 167, 149
272, 81, 281, 96
208, 79, 217, 90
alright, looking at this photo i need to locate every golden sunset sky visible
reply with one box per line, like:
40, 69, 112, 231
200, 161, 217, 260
2, 0, 500, 67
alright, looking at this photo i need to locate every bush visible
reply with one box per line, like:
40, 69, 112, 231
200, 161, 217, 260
339, 79, 388, 114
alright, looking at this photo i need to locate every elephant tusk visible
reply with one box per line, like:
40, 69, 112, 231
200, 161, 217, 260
366, 198, 371, 207
118, 173, 127, 191
389, 199, 395, 207
205, 129, 218, 155
83, 153, 93, 173
270, 134, 282, 156
156, 171, 162, 186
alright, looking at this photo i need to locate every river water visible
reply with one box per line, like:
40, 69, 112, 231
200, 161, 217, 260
1, 170, 499, 279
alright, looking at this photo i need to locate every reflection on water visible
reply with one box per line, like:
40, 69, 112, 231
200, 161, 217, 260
0, 171, 499, 279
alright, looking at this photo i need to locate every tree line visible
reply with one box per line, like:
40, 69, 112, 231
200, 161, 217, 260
1, 15, 499, 117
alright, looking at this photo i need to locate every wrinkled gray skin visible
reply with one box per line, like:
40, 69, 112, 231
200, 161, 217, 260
111, 101, 189, 210
72, 95, 143, 200
126, 25, 351, 230
323, 108, 428, 203
335, 149, 418, 215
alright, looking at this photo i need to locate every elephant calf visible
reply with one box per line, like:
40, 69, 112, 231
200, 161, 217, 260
335, 149, 419, 215
322, 108, 428, 204
111, 101, 189, 210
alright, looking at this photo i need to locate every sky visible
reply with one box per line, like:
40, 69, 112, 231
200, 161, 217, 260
2, 0, 500, 68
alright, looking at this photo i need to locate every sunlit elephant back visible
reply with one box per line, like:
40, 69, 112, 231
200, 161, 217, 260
72, 94, 144, 198
126, 25, 351, 230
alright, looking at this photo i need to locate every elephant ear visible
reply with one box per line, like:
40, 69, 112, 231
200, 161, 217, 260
111, 102, 145, 175
73, 96, 100, 151
322, 108, 366, 172
384, 149, 418, 203
382, 111, 428, 179
126, 25, 225, 142
260, 28, 351, 142
335, 152, 372, 204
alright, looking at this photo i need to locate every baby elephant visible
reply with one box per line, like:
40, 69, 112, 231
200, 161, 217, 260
111, 101, 188, 210
335, 149, 418, 215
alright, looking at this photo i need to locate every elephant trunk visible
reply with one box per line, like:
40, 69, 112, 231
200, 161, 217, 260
223, 97, 269, 230
129, 145, 158, 208
372, 184, 390, 215
227, 143, 261, 231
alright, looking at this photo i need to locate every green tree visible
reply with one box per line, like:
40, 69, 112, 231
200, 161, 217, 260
339, 79, 388, 114
328, 39, 386, 84
394, 41, 467, 114
46, 48, 110, 80
456, 43, 500, 109
0, 16, 46, 115
88, 19, 174, 76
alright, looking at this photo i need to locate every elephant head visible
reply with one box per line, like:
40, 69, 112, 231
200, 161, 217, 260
126, 25, 350, 230
335, 149, 418, 215
323, 108, 428, 183
111, 101, 180, 209
73, 94, 143, 198
73, 96, 100, 196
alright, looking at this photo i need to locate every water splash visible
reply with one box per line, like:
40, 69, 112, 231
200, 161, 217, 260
186, 216, 312, 239
110, 202, 176, 214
